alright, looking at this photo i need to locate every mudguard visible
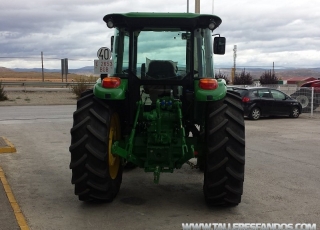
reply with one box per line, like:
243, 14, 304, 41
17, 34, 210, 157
93, 78, 128, 100
194, 79, 227, 101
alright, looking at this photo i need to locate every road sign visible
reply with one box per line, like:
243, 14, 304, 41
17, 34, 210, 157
97, 47, 112, 60
61, 58, 68, 82
94, 59, 114, 74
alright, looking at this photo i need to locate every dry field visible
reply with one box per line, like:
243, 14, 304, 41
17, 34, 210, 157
0, 67, 92, 106
0, 91, 77, 106
0, 68, 82, 82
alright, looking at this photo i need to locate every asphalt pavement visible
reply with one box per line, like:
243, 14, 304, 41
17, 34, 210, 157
0, 106, 319, 229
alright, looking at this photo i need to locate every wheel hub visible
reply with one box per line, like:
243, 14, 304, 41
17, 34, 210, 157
108, 114, 121, 179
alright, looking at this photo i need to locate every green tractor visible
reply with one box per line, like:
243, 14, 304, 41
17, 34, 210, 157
69, 12, 245, 206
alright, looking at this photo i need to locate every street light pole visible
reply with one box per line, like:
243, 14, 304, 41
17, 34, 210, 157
212, 0, 214, 14
187, 0, 189, 12
195, 0, 200, 13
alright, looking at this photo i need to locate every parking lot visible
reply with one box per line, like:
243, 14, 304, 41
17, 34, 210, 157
0, 105, 319, 229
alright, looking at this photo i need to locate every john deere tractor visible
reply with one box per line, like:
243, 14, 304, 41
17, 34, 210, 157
69, 12, 245, 206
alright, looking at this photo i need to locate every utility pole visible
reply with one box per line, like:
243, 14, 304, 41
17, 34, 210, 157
41, 51, 44, 82
233, 45, 237, 71
212, 0, 214, 14
273, 62, 275, 75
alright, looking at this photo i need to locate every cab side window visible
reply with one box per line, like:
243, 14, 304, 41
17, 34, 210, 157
270, 89, 285, 100
249, 90, 259, 97
258, 89, 272, 98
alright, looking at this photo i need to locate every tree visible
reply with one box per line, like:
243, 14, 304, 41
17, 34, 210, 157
233, 69, 253, 85
215, 70, 230, 85
259, 70, 279, 85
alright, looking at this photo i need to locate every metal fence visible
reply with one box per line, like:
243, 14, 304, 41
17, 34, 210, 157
2, 81, 95, 92
278, 85, 319, 118
2, 81, 320, 118
2, 81, 94, 88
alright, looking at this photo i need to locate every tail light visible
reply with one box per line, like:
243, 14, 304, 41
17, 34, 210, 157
242, 97, 250, 103
199, 78, 218, 90
102, 77, 121, 88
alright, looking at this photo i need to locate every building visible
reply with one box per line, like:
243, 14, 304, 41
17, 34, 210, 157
281, 77, 317, 85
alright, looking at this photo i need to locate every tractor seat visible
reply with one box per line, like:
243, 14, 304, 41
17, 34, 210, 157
146, 60, 176, 79
143, 60, 178, 101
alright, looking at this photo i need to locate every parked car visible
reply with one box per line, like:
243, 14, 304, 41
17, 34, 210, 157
228, 87, 302, 120
226, 86, 242, 91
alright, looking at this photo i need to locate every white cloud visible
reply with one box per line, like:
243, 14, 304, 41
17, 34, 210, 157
0, 0, 319, 69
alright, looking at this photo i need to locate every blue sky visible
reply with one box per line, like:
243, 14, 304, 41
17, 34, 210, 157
0, 0, 319, 69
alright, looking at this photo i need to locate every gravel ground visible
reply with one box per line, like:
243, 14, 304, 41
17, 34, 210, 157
0, 90, 77, 106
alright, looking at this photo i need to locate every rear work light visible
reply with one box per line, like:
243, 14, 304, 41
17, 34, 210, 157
242, 97, 250, 103
102, 77, 121, 88
199, 78, 218, 90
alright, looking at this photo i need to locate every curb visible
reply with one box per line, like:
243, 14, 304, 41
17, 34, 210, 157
0, 167, 30, 230
0, 137, 16, 153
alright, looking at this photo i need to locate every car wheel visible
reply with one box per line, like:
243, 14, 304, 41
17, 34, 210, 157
249, 107, 260, 120
289, 106, 300, 118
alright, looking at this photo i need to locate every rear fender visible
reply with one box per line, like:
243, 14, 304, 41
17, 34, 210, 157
93, 78, 128, 100
194, 79, 227, 101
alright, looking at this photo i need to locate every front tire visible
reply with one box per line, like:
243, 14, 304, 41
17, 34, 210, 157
249, 107, 261, 120
289, 106, 300, 118
203, 91, 245, 206
69, 90, 122, 202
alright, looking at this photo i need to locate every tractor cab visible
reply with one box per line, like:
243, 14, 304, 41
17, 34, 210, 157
96, 13, 226, 115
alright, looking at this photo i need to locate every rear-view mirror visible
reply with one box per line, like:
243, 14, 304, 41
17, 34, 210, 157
213, 37, 226, 55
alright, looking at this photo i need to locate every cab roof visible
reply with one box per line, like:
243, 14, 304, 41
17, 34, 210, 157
103, 12, 222, 30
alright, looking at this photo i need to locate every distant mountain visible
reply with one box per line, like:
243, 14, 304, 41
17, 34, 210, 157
11, 66, 94, 74
0, 67, 13, 72
72, 66, 94, 73
215, 67, 320, 79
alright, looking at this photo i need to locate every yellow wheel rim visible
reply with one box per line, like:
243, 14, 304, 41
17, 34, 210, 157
108, 113, 121, 179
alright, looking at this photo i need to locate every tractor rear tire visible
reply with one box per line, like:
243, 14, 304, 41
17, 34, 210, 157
196, 155, 205, 171
203, 91, 245, 206
69, 90, 122, 202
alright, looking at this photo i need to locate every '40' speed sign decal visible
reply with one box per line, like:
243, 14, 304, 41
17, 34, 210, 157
97, 47, 111, 60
